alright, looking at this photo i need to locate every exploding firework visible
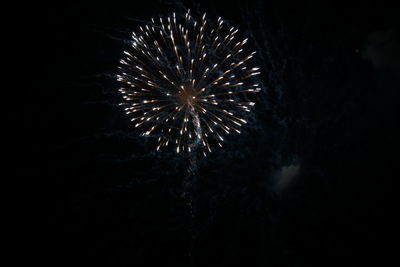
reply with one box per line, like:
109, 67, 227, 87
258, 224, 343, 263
117, 10, 261, 156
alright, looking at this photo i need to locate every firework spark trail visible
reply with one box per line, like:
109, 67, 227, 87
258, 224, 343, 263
117, 10, 261, 156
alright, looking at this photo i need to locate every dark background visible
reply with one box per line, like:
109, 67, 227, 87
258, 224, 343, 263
20, 0, 398, 266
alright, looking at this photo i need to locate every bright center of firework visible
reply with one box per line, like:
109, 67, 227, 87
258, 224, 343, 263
177, 86, 197, 106
117, 10, 261, 156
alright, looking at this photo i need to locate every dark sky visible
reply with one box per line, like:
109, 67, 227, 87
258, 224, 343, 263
19, 0, 399, 266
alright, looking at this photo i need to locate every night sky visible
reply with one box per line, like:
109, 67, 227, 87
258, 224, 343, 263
21, 0, 399, 266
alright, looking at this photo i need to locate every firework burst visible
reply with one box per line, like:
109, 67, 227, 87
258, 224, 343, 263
117, 10, 261, 156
